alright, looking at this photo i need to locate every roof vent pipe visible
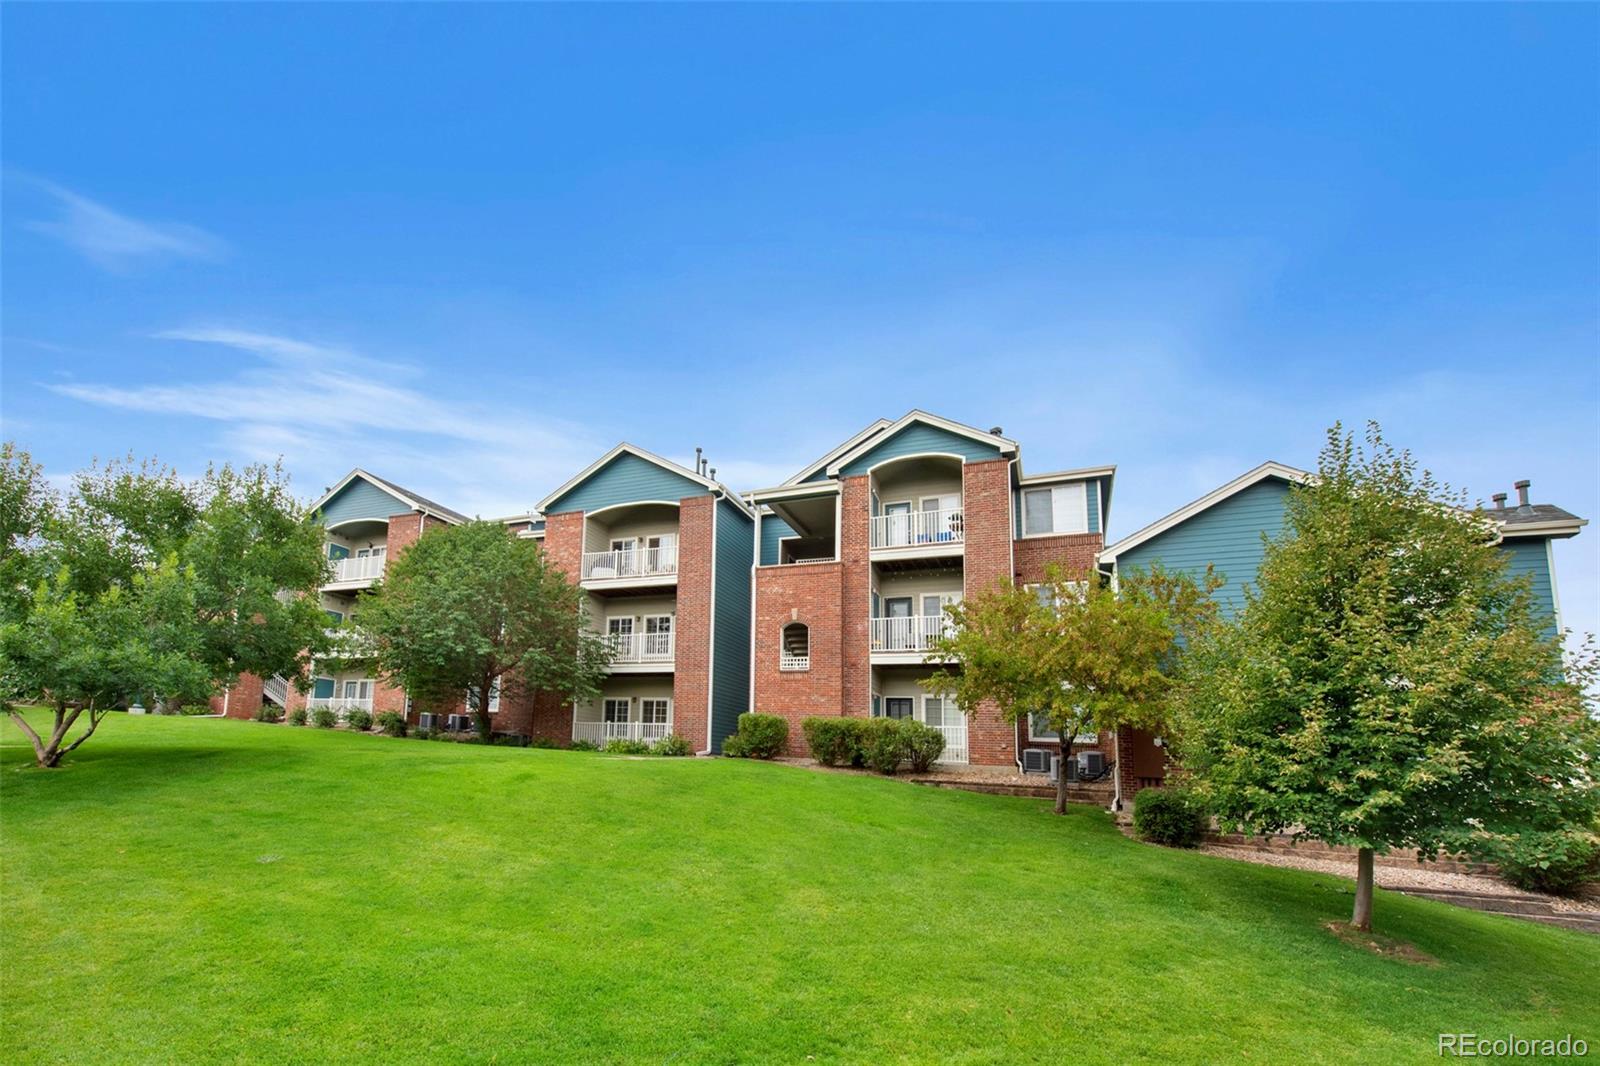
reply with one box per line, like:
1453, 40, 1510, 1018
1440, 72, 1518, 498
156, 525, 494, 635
1514, 479, 1532, 509
989, 426, 1004, 436
709, 467, 716, 481
1491, 492, 1507, 510
695, 447, 703, 475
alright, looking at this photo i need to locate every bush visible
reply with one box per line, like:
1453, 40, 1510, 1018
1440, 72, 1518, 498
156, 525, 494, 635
803, 717, 865, 767
253, 704, 283, 724
603, 737, 651, 755
903, 720, 946, 773
569, 738, 600, 752
344, 708, 373, 732
310, 707, 338, 729
375, 711, 407, 737
529, 734, 561, 749
654, 733, 691, 757
1133, 788, 1206, 848
288, 707, 308, 727
723, 713, 788, 759
1497, 831, 1600, 896
860, 718, 910, 775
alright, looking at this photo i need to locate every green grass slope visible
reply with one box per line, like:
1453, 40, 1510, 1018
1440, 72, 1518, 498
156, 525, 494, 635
4, 713, 1596, 1064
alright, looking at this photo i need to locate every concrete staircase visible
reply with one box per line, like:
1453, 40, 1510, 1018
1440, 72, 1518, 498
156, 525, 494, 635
909, 777, 1118, 806
1390, 887, 1600, 934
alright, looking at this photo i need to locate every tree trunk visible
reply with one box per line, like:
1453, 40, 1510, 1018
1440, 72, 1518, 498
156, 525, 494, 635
473, 674, 494, 744
1351, 847, 1375, 931
1054, 738, 1076, 815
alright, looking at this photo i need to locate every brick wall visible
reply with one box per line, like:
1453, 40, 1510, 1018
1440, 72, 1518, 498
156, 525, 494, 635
212, 672, 264, 719
962, 458, 1016, 766
673, 495, 713, 751
753, 561, 844, 755
543, 511, 585, 583
839, 476, 872, 718
1013, 531, 1102, 584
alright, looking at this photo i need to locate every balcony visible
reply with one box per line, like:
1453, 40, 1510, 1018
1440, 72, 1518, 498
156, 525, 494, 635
320, 626, 375, 660
779, 650, 810, 672
607, 631, 675, 670
870, 506, 964, 557
870, 615, 957, 661
573, 720, 674, 746
580, 538, 678, 587
307, 696, 373, 718
324, 553, 386, 590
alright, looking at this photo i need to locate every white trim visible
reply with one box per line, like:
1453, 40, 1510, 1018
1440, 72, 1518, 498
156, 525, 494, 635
1098, 461, 1313, 564
540, 442, 749, 516
323, 516, 392, 533
1016, 464, 1117, 485
1019, 482, 1091, 539
310, 469, 462, 525
1547, 537, 1564, 634
782, 418, 895, 486
490, 510, 544, 525
858, 451, 970, 480
823, 410, 1017, 476
703, 496, 718, 754
584, 499, 684, 520
1497, 519, 1588, 539
747, 482, 843, 504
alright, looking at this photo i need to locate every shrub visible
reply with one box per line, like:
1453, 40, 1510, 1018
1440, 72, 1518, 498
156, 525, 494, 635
724, 713, 788, 759
288, 707, 308, 727
344, 708, 373, 732
803, 717, 864, 767
375, 711, 407, 737
860, 718, 910, 775
253, 704, 283, 724
569, 738, 600, 752
903, 720, 946, 774
604, 738, 651, 755
1497, 831, 1600, 897
493, 733, 528, 747
310, 707, 338, 729
529, 734, 561, 749
1133, 788, 1206, 848
654, 733, 691, 757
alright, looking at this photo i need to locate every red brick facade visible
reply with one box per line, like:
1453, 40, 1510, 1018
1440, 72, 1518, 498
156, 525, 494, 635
961, 458, 1017, 766
838, 476, 873, 719
1013, 531, 1101, 584
753, 561, 845, 755
671, 496, 714, 752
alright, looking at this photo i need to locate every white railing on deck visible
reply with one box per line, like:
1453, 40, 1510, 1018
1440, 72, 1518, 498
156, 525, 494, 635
573, 720, 674, 746
931, 723, 968, 764
307, 696, 374, 718
871, 614, 956, 653
871, 506, 964, 550
581, 539, 678, 580
330, 555, 386, 583
779, 651, 810, 671
608, 632, 675, 664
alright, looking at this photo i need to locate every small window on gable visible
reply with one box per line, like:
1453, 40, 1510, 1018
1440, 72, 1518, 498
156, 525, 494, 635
780, 622, 810, 671
1022, 483, 1089, 537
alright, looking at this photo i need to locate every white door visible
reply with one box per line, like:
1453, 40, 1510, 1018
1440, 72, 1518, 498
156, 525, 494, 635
640, 698, 670, 739
883, 502, 911, 546
884, 597, 914, 650
644, 615, 672, 658
921, 495, 960, 541
603, 697, 630, 740
611, 538, 638, 575
608, 616, 635, 659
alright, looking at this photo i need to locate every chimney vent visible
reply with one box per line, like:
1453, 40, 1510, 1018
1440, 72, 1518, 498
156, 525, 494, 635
694, 447, 703, 475
1491, 492, 1507, 510
709, 467, 716, 481
1514, 479, 1532, 509
989, 426, 1004, 436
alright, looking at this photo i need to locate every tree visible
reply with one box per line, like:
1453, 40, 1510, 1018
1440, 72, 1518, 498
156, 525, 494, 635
1174, 423, 1600, 932
926, 563, 1220, 814
356, 520, 613, 741
0, 443, 56, 626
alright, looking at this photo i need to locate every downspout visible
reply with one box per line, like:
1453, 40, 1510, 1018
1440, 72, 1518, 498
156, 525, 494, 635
1009, 459, 1023, 774
749, 508, 760, 714
1111, 727, 1123, 813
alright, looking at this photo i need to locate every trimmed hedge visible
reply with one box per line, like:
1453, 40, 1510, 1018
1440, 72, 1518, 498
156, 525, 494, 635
654, 733, 691, 757
604, 738, 652, 755
288, 708, 308, 727
344, 708, 373, 732
903, 721, 946, 773
253, 704, 283, 723
310, 707, 338, 729
802, 717, 946, 775
803, 717, 864, 767
375, 711, 407, 737
1497, 832, 1600, 897
1133, 788, 1206, 848
860, 718, 910, 774
569, 738, 600, 752
723, 713, 788, 759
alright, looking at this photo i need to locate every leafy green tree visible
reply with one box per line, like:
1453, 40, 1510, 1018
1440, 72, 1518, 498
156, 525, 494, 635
1174, 424, 1600, 932
356, 520, 613, 741
0, 443, 56, 626
926, 563, 1220, 814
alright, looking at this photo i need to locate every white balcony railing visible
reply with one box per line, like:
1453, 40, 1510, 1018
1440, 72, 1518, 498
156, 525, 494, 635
779, 651, 810, 672
581, 540, 678, 581
307, 696, 374, 717
321, 627, 375, 659
931, 723, 969, 764
871, 507, 964, 550
573, 720, 674, 746
329, 554, 386, 583
871, 614, 956, 653
608, 632, 675, 665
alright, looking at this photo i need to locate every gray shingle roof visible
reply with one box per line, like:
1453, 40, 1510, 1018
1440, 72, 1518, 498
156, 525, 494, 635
1491, 503, 1584, 528
361, 471, 469, 524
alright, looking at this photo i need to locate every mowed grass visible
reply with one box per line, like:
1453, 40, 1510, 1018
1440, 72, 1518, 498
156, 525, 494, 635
4, 715, 1597, 1065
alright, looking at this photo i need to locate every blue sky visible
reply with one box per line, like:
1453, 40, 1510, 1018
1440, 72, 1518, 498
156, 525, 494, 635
3, 4, 1596, 641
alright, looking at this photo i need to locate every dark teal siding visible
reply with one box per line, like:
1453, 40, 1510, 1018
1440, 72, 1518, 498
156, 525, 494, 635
759, 514, 797, 566
711, 497, 754, 751
545, 452, 708, 514
1117, 479, 1293, 618
837, 423, 1006, 477
1501, 537, 1560, 639
320, 477, 411, 526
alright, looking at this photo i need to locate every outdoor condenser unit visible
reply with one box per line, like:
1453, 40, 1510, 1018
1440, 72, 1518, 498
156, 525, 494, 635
1021, 748, 1053, 775
446, 714, 472, 732
417, 712, 439, 731
1077, 751, 1105, 779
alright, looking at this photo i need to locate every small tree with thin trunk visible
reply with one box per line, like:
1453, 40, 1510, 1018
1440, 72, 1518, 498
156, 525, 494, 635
356, 520, 613, 741
1174, 423, 1600, 932
925, 563, 1219, 814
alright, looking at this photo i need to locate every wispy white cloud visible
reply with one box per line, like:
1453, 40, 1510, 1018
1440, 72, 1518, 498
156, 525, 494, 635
48, 328, 603, 517
22, 178, 227, 272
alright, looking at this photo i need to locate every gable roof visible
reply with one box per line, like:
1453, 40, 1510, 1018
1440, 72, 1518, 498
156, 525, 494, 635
1492, 504, 1587, 539
538, 443, 754, 518
1099, 461, 1310, 564
823, 410, 1017, 477
311, 468, 467, 525
782, 418, 894, 485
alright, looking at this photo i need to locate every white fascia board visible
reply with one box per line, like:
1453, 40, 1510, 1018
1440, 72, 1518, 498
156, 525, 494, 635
1098, 461, 1313, 564
782, 419, 895, 486
823, 410, 1017, 476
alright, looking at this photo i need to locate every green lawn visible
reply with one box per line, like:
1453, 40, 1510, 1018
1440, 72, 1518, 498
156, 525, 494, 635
4, 714, 1596, 1064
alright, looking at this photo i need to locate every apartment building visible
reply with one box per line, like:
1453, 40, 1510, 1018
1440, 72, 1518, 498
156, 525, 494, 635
746, 411, 1130, 782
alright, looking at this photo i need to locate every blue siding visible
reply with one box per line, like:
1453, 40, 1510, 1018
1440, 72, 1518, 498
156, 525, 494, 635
545, 452, 708, 515
320, 477, 411, 526
759, 514, 798, 566
1501, 537, 1560, 639
1013, 478, 1102, 537
711, 497, 755, 751
1117, 479, 1293, 618
837, 422, 1006, 477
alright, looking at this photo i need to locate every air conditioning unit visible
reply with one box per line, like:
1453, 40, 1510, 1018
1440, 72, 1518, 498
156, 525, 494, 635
446, 714, 472, 732
1077, 751, 1105, 779
1021, 748, 1053, 775
417, 712, 439, 731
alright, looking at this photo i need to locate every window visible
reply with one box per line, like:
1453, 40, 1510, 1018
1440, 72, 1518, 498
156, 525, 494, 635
923, 695, 949, 727
341, 679, 373, 702
1027, 712, 1098, 744
640, 698, 671, 725
644, 615, 673, 657
884, 698, 913, 720
1022, 483, 1089, 536
780, 622, 810, 671
467, 679, 501, 714
603, 698, 630, 723
1027, 582, 1087, 610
